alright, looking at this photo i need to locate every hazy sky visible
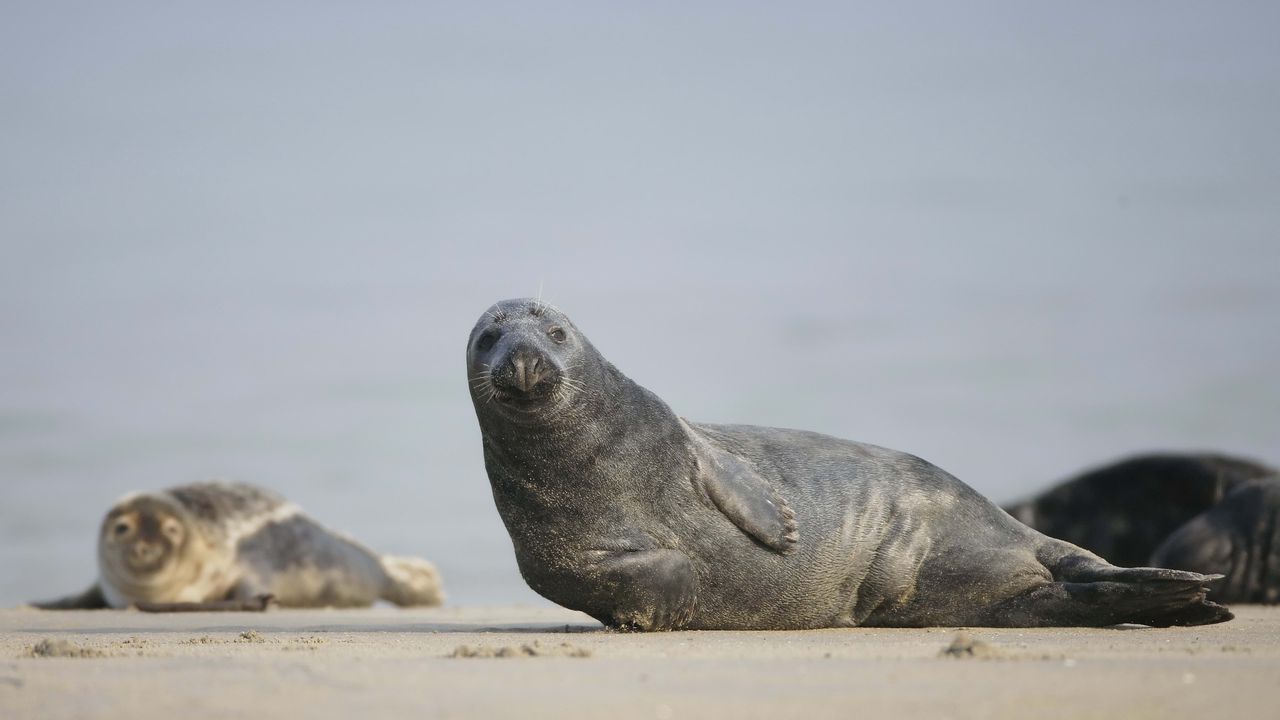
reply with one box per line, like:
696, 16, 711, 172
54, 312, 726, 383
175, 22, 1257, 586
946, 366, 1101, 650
2, 2, 1278, 606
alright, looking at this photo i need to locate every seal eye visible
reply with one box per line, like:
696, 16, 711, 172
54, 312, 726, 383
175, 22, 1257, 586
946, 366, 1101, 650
547, 327, 567, 343
476, 332, 497, 352
113, 521, 131, 537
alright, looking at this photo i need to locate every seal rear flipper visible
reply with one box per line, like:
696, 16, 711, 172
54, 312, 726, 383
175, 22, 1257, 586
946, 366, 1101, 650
379, 555, 446, 607
991, 577, 1232, 627
684, 422, 798, 554
30, 583, 108, 610
999, 551, 1234, 627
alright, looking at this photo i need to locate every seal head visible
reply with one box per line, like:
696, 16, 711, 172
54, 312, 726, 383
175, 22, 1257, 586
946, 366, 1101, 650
97, 493, 207, 605
467, 298, 603, 425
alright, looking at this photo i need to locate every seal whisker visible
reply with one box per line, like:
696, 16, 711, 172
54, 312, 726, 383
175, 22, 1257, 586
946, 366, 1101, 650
562, 383, 587, 396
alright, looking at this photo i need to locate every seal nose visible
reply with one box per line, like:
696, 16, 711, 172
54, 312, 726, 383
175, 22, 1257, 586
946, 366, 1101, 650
510, 351, 545, 392
131, 541, 163, 565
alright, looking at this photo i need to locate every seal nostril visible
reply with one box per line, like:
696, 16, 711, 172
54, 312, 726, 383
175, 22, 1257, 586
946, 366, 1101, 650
506, 351, 549, 393
528, 355, 543, 385
510, 356, 527, 391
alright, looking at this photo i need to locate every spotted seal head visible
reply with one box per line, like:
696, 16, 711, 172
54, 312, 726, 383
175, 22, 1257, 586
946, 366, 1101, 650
469, 298, 1231, 630
96, 492, 212, 607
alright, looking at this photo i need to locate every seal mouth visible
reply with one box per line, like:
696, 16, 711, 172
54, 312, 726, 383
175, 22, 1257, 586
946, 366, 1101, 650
490, 382, 561, 412
472, 372, 585, 416
125, 554, 170, 575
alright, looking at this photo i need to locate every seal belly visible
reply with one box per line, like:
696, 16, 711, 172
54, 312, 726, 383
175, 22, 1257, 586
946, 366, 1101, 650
676, 423, 1018, 629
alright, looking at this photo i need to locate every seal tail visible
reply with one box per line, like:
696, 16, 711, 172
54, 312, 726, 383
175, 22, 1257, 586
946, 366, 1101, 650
1015, 549, 1233, 627
379, 556, 445, 607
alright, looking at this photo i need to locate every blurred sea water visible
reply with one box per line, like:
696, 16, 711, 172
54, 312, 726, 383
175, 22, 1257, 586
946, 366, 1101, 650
2, 3, 1278, 607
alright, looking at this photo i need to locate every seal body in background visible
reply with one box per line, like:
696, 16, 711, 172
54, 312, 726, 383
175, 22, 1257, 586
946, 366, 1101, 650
33, 482, 444, 610
467, 298, 1231, 630
1006, 454, 1280, 604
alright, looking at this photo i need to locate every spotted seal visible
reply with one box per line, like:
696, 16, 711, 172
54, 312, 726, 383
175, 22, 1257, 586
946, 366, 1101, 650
33, 482, 444, 610
465, 298, 1231, 630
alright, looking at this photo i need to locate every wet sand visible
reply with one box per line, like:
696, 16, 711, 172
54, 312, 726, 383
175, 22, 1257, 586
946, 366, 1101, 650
2, 605, 1278, 719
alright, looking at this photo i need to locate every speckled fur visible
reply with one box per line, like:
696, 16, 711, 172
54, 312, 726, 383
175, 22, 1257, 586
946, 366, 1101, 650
37, 482, 444, 609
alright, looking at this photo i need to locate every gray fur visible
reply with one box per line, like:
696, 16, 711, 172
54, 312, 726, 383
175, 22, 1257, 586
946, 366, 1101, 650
1151, 477, 1280, 604
233, 514, 393, 607
33, 482, 444, 610
1003, 453, 1275, 568
467, 298, 1232, 630
166, 482, 289, 544
1004, 453, 1280, 604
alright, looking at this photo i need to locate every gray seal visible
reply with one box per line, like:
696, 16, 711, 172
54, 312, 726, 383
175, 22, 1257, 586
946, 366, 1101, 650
34, 482, 444, 610
1006, 453, 1279, 603
1151, 476, 1280, 604
466, 298, 1231, 630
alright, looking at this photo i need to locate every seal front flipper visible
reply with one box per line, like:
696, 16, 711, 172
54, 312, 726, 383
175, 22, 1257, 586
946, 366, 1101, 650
30, 583, 108, 610
133, 594, 275, 613
597, 549, 698, 631
683, 421, 798, 554
528, 547, 698, 631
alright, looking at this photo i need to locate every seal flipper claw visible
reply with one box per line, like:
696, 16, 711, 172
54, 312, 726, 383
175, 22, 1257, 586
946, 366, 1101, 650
684, 421, 798, 555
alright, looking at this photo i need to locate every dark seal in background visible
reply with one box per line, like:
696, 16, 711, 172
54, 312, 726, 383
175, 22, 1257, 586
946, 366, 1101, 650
1006, 454, 1279, 603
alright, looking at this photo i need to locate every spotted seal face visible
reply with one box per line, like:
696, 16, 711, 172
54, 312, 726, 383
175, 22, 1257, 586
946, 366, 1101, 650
97, 495, 195, 593
466, 298, 594, 423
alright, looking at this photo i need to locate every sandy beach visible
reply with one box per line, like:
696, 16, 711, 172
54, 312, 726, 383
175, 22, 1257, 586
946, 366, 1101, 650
1, 604, 1277, 719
